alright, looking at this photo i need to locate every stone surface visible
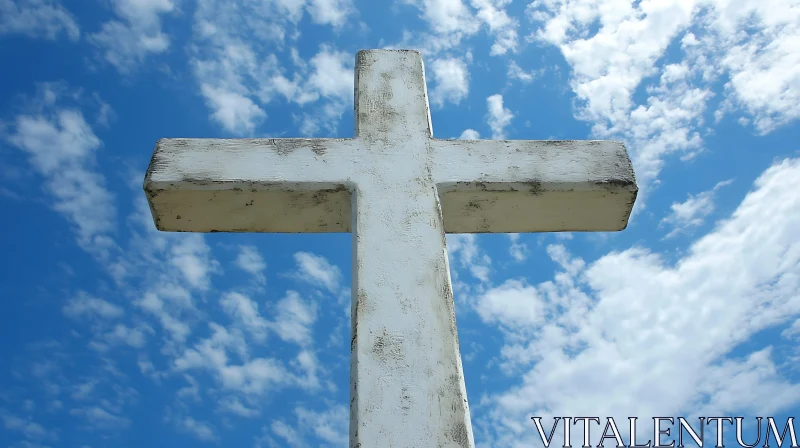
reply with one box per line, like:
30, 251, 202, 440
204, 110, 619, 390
144, 49, 638, 448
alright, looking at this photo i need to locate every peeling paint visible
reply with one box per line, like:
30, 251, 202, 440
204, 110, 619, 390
524, 180, 544, 195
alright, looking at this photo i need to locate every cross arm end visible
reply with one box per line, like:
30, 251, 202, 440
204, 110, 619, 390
143, 138, 355, 233
431, 139, 638, 233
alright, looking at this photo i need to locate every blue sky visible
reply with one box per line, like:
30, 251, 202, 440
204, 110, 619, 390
1, 0, 800, 447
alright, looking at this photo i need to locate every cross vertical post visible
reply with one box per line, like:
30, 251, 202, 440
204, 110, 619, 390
144, 49, 637, 448
349, 50, 474, 447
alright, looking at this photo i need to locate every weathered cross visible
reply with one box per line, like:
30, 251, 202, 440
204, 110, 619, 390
144, 50, 637, 447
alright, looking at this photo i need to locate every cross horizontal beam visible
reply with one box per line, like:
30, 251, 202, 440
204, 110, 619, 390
145, 137, 636, 233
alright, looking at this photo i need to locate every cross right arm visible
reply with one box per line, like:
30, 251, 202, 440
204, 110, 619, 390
430, 139, 638, 233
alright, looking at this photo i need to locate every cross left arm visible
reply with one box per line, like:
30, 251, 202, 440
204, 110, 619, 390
144, 138, 358, 233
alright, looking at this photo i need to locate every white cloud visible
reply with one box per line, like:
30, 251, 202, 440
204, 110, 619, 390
394, 0, 480, 54
220, 292, 269, 341
266, 405, 348, 447
292, 46, 354, 135
199, 84, 266, 135
63, 292, 124, 320
661, 179, 734, 238
136, 290, 192, 342
69, 381, 97, 401
697, 1, 800, 134
8, 110, 99, 173
395, 0, 517, 55
475, 158, 800, 446
1, 413, 53, 441
307, 0, 355, 28
217, 358, 293, 396
472, 0, 518, 55
410, 0, 480, 35
623, 64, 712, 189
292, 252, 342, 293
305, 47, 353, 101
118, 196, 222, 350
89, 324, 148, 351
507, 60, 538, 83
172, 322, 315, 396
525, 0, 800, 201
430, 57, 470, 107
69, 406, 130, 429
271, 46, 353, 108
236, 245, 267, 284
0, 0, 79, 40
174, 374, 200, 402
181, 417, 216, 442
270, 420, 304, 447
173, 323, 246, 373
290, 349, 323, 390
270, 291, 317, 346
527, 0, 698, 127
190, 1, 288, 134
783, 318, 800, 341
295, 102, 344, 137
89, 0, 175, 73
217, 396, 259, 418
168, 234, 218, 291
295, 405, 349, 445
1, 85, 256, 447
447, 234, 492, 284
475, 278, 545, 330
486, 94, 513, 139
4, 88, 118, 259
191, 1, 354, 135
507, 233, 529, 262
459, 128, 480, 139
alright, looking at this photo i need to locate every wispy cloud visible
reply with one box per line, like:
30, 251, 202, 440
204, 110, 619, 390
63, 292, 124, 320
472, 0, 518, 55
3, 1, 798, 446
292, 252, 342, 293
180, 416, 216, 442
447, 234, 492, 291
307, 0, 356, 28
486, 93, 513, 139
89, 0, 176, 73
507, 233, 529, 262
220, 291, 269, 341
526, 0, 800, 203
236, 246, 267, 284
3, 84, 118, 260
190, 1, 355, 135
0, 0, 80, 41
476, 158, 800, 446
168, 234, 219, 291
70, 406, 131, 430
507, 60, 539, 83
661, 179, 734, 238
269, 291, 317, 347
217, 396, 259, 418
264, 404, 348, 447
430, 56, 470, 107
1, 412, 55, 442
458, 128, 480, 139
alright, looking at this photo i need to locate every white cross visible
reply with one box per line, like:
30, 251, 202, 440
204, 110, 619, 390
144, 49, 637, 447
